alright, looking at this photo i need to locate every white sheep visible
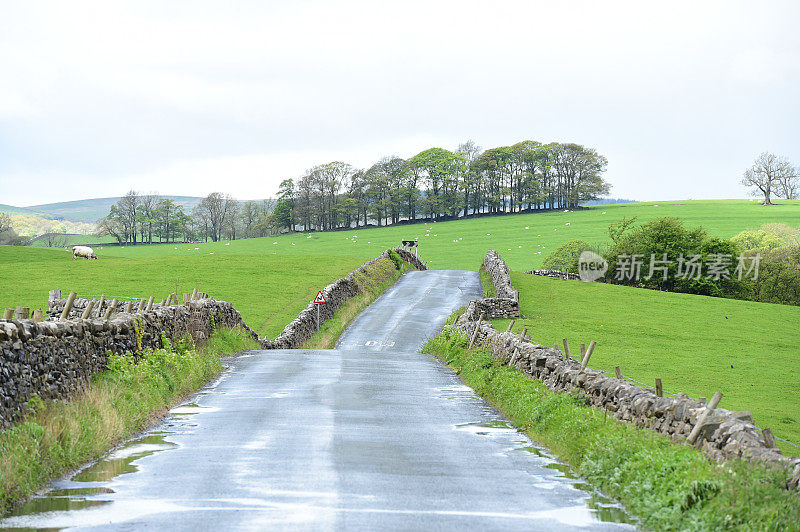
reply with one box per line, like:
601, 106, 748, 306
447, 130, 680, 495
72, 245, 97, 260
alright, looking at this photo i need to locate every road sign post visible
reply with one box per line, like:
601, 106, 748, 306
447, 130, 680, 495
313, 291, 326, 331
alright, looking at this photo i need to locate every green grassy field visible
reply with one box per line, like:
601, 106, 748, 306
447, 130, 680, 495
86, 200, 800, 271
28, 234, 114, 247
0, 246, 363, 339
490, 274, 800, 456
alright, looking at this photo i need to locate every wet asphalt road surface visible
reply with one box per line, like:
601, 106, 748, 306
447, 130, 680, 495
1, 270, 635, 531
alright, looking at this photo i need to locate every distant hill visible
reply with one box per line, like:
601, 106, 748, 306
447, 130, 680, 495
25, 196, 207, 223
0, 204, 47, 217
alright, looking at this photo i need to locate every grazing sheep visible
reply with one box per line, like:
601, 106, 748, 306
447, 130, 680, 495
72, 245, 98, 260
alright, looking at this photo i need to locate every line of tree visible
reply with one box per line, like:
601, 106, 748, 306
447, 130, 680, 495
275, 140, 611, 232
98, 192, 276, 244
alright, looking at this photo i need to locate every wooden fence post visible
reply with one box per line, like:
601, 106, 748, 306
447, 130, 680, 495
125, 301, 133, 313
32, 309, 44, 322
15, 306, 30, 320
60, 291, 77, 320
521, 327, 528, 339
506, 319, 515, 333
191, 288, 199, 301
509, 346, 520, 366
3, 308, 13, 320
137, 298, 146, 313
580, 341, 596, 369
183, 293, 190, 304
687, 391, 723, 444
97, 295, 106, 317
655, 378, 663, 397
103, 299, 118, 320
145, 296, 154, 311
81, 299, 96, 319
614, 366, 622, 379
468, 312, 485, 348
580, 343, 586, 359
562, 338, 571, 359
762, 428, 775, 448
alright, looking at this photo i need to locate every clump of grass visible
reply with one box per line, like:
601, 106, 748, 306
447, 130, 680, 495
478, 266, 497, 297
422, 325, 800, 530
304, 258, 412, 349
0, 327, 255, 514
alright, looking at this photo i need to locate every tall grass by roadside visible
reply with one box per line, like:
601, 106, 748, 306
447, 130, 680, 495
0, 327, 259, 514
478, 266, 497, 298
422, 325, 800, 531
303, 257, 413, 349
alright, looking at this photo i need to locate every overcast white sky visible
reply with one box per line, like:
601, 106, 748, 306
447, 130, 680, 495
1, 0, 798, 206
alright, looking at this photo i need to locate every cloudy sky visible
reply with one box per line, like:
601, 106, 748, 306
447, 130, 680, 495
1, 0, 798, 206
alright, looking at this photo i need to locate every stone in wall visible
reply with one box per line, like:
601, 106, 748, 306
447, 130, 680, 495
525, 269, 581, 281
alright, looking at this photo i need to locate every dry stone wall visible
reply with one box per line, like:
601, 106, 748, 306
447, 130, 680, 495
0, 299, 260, 427
453, 252, 800, 489
526, 269, 581, 281
475, 250, 520, 319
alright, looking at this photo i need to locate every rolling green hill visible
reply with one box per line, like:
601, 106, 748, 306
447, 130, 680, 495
0, 204, 45, 216
24, 196, 207, 223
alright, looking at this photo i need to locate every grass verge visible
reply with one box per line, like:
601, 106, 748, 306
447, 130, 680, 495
303, 258, 414, 349
478, 266, 497, 297
0, 327, 259, 514
422, 325, 800, 531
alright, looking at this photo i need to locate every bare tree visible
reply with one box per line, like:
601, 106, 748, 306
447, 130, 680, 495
742, 152, 798, 205
776, 166, 800, 200
43, 232, 68, 248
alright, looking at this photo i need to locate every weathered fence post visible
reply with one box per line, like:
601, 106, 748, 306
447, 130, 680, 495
655, 378, 663, 397
687, 391, 723, 444
103, 299, 118, 320
60, 291, 77, 320
468, 312, 485, 348
97, 295, 106, 317
125, 301, 133, 313
32, 309, 44, 322
2, 308, 13, 320
191, 288, 199, 301
506, 320, 515, 333
183, 293, 190, 304
509, 346, 520, 366
137, 298, 146, 313
580, 343, 586, 359
145, 296, 154, 311
614, 366, 622, 379
81, 299, 96, 319
562, 338, 571, 360
521, 327, 528, 339
580, 341, 596, 369
15, 306, 30, 320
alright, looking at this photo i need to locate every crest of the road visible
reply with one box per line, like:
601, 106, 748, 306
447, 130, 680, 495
2, 270, 635, 530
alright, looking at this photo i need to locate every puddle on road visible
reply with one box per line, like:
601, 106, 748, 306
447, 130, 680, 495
454, 420, 519, 436
454, 420, 636, 527
0, 399, 201, 527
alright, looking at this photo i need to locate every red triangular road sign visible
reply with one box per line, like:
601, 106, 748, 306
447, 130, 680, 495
313, 291, 326, 304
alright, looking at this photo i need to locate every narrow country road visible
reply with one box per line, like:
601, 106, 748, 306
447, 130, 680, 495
2, 270, 634, 530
